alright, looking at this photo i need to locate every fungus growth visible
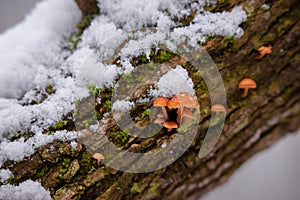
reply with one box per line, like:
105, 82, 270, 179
92, 153, 105, 166
152, 92, 200, 131
256, 45, 272, 59
153, 97, 170, 119
211, 104, 226, 115
238, 78, 257, 97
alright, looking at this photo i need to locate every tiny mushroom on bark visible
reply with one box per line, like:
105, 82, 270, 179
256, 45, 272, 59
182, 107, 195, 119
153, 97, 170, 119
92, 153, 105, 166
238, 78, 257, 97
211, 104, 226, 115
168, 92, 200, 124
163, 121, 178, 132
154, 117, 165, 126
181, 108, 196, 124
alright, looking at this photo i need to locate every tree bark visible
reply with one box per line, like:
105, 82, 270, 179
4, 0, 300, 199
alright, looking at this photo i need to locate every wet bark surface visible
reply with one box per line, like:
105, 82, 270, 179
2, 0, 300, 199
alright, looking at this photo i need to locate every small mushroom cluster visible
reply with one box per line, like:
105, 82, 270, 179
153, 92, 200, 131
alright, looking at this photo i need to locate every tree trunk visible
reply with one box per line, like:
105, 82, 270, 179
5, 0, 300, 199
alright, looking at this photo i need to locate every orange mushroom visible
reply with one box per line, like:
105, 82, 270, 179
163, 121, 178, 132
92, 153, 105, 166
211, 104, 226, 115
256, 45, 272, 59
153, 97, 170, 119
182, 107, 195, 119
238, 78, 257, 97
168, 92, 200, 124
154, 117, 165, 126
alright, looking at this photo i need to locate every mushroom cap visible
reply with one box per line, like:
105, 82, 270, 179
153, 97, 170, 107
93, 153, 105, 160
238, 78, 257, 89
258, 46, 272, 54
167, 95, 181, 109
182, 108, 195, 118
154, 117, 165, 124
168, 92, 200, 109
163, 121, 178, 129
211, 104, 226, 112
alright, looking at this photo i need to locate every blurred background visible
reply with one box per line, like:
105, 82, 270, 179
0, 1, 299, 199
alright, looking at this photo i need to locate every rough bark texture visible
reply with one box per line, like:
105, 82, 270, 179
3, 0, 300, 199
74, 0, 99, 16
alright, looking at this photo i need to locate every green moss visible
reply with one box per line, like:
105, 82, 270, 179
155, 50, 172, 63
236, 101, 244, 107
218, 0, 227, 4
82, 118, 94, 128
130, 183, 142, 194
122, 73, 134, 84
87, 84, 104, 95
228, 143, 237, 150
147, 62, 156, 70
140, 53, 149, 64
81, 152, 91, 164
53, 120, 67, 130
45, 84, 55, 94
109, 130, 130, 145
44, 120, 68, 135
6, 176, 14, 184
205, 35, 214, 41
135, 116, 141, 122
224, 36, 236, 45
103, 100, 112, 111
36, 166, 49, 178
58, 158, 71, 179
145, 182, 160, 198
141, 109, 150, 118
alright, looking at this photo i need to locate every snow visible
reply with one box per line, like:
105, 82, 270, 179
0, 131, 78, 165
112, 100, 135, 112
0, 180, 51, 200
76, 52, 121, 88
70, 141, 78, 150
261, 4, 270, 10
0, 169, 12, 183
154, 65, 195, 97
0, 0, 81, 99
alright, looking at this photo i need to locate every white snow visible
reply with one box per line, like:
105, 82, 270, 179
151, 65, 195, 98
0, 169, 12, 183
0, 180, 51, 200
0, 0, 81, 99
70, 140, 78, 150
261, 4, 270, 10
112, 100, 135, 112
0, 131, 78, 165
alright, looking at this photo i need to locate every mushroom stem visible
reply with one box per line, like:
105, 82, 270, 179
161, 107, 169, 120
167, 128, 172, 132
176, 107, 182, 124
243, 87, 249, 97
